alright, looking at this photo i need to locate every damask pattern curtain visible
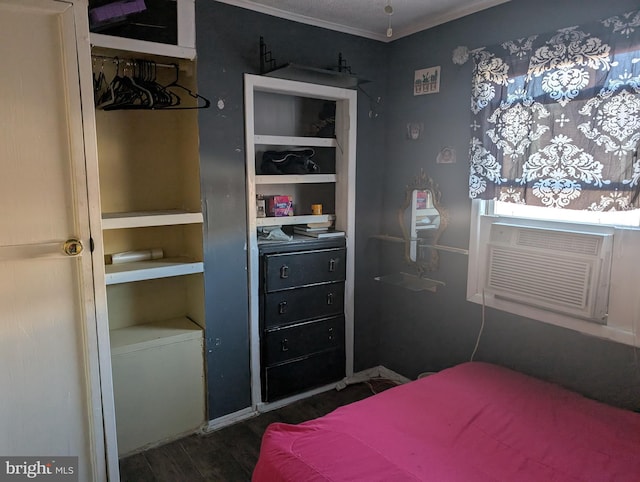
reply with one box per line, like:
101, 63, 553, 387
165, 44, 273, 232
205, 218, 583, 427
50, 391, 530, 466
468, 9, 640, 211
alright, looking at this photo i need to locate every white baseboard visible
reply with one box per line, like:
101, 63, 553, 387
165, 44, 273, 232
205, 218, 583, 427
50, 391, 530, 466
202, 406, 256, 433
202, 366, 412, 432
377, 365, 412, 384
337, 365, 411, 390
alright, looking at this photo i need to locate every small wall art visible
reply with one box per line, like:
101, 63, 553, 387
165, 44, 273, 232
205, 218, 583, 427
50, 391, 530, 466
406, 122, 424, 140
437, 147, 456, 164
414, 66, 440, 95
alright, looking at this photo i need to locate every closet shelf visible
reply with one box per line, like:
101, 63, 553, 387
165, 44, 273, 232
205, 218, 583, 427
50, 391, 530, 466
255, 174, 336, 185
105, 257, 204, 285
90, 33, 196, 60
102, 210, 204, 230
254, 135, 337, 148
256, 214, 335, 227
110, 317, 202, 355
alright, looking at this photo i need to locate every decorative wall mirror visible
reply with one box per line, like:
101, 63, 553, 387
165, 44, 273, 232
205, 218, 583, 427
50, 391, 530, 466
398, 170, 448, 274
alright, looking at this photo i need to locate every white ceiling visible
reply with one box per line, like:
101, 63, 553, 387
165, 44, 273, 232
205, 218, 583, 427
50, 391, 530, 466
214, 0, 510, 42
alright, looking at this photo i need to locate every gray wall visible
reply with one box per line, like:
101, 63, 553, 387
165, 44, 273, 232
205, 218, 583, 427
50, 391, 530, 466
195, 1, 388, 419
196, 0, 640, 419
379, 0, 640, 410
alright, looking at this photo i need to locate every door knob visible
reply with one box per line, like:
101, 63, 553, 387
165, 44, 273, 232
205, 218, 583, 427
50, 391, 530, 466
63, 238, 83, 256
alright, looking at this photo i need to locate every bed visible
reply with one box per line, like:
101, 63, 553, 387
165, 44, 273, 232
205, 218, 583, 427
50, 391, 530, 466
252, 362, 640, 481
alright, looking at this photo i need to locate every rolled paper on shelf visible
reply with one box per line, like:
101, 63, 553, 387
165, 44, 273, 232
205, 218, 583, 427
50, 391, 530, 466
106, 248, 164, 265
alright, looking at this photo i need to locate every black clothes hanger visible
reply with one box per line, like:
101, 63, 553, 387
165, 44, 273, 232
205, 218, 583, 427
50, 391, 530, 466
93, 57, 210, 111
96, 58, 151, 110
160, 64, 211, 110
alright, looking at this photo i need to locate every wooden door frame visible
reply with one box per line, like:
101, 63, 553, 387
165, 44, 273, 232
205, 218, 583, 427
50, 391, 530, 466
68, 0, 120, 480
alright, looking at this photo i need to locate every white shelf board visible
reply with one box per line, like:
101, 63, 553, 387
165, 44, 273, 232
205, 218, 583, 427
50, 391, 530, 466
102, 210, 203, 230
255, 174, 336, 185
256, 214, 335, 227
105, 257, 203, 285
110, 317, 203, 355
254, 135, 337, 148
90, 33, 196, 60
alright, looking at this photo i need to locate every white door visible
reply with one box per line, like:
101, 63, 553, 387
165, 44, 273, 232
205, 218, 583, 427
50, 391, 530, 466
0, 1, 107, 480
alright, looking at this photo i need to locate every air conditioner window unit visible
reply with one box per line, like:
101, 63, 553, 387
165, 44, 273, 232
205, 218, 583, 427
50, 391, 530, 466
486, 222, 613, 323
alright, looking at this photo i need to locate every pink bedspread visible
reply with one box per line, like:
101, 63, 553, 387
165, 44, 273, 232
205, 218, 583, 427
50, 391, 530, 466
252, 362, 640, 481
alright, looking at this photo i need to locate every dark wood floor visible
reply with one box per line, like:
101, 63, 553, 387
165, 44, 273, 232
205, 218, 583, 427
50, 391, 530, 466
118, 382, 378, 482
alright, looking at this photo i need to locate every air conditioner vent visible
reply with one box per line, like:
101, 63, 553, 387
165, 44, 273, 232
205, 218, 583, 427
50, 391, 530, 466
516, 229, 601, 256
488, 248, 592, 310
486, 223, 612, 322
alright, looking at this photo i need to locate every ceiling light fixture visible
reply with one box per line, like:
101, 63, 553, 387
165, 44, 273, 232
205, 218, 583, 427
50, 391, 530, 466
384, 1, 393, 38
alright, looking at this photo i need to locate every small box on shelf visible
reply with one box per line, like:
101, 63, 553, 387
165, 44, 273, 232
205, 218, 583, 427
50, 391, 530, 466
266, 195, 293, 217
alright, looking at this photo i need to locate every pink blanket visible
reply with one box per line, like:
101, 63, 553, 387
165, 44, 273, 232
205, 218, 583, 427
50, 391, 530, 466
252, 362, 640, 481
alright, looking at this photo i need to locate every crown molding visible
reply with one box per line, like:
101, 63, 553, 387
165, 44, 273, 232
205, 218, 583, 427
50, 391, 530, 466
213, 0, 510, 43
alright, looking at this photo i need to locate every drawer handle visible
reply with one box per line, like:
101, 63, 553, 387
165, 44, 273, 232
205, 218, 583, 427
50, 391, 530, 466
278, 301, 287, 314
281, 338, 289, 352
280, 265, 289, 279
328, 258, 337, 272
327, 292, 334, 305
328, 327, 334, 341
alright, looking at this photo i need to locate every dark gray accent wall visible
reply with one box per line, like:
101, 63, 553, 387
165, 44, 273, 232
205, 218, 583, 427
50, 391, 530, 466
196, 0, 640, 419
380, 0, 640, 410
195, 1, 388, 419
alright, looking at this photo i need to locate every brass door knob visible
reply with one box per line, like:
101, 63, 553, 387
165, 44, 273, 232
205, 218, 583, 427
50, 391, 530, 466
63, 238, 83, 256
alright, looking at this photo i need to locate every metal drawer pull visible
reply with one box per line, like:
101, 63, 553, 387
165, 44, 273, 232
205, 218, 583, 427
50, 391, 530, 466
328, 258, 336, 272
328, 327, 334, 341
280, 265, 289, 279
278, 301, 287, 314
327, 292, 334, 305
281, 338, 289, 352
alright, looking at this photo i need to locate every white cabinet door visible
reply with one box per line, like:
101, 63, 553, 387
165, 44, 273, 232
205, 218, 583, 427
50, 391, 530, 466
0, 1, 107, 480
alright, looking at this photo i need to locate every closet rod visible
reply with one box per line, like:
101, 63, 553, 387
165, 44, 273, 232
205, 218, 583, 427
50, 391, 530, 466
91, 54, 178, 70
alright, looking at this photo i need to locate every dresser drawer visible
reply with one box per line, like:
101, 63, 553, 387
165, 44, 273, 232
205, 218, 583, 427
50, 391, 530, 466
263, 348, 345, 402
263, 282, 344, 328
263, 248, 346, 292
263, 316, 344, 365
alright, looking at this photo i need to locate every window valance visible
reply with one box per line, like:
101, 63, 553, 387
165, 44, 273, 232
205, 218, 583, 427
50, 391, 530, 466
469, 9, 640, 211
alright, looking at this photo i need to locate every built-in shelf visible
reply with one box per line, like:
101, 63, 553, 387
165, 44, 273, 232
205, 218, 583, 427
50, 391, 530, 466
90, 33, 196, 60
105, 257, 204, 285
102, 210, 203, 230
254, 135, 337, 148
256, 214, 336, 227
245, 74, 357, 406
110, 317, 203, 355
255, 174, 336, 184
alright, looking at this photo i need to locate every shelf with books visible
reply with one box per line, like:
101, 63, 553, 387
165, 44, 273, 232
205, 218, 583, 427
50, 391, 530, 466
256, 214, 335, 227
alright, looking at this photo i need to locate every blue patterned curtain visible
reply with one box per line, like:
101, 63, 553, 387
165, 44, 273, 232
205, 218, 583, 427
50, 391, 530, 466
469, 9, 640, 210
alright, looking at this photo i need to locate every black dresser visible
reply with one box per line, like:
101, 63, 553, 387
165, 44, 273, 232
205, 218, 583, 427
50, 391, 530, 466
259, 237, 346, 402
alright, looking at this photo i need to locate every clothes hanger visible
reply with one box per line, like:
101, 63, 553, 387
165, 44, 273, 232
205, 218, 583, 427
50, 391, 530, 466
103, 61, 154, 110
135, 60, 180, 109
93, 56, 210, 110
160, 64, 211, 110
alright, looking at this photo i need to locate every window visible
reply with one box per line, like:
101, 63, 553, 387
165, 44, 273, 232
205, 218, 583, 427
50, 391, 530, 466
465, 10, 640, 346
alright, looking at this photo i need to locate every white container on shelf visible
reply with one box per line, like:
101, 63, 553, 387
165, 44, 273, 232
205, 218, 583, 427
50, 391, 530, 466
107, 248, 164, 264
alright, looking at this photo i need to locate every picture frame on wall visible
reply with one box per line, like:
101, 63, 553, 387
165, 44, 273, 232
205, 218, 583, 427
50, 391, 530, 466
414, 66, 440, 95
